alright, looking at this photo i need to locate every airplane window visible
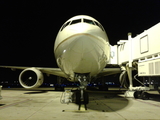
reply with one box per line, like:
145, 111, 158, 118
94, 21, 104, 31
70, 19, 81, 25
61, 21, 71, 31
83, 19, 95, 25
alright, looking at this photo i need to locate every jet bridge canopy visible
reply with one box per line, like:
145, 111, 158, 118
110, 22, 160, 76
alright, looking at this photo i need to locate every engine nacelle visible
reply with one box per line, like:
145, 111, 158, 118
19, 68, 44, 89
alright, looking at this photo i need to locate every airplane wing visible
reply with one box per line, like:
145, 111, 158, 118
0, 66, 121, 79
0, 66, 67, 78
98, 68, 121, 77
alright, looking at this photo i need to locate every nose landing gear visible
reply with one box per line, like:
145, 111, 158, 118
60, 73, 90, 110
75, 73, 90, 110
76, 90, 89, 110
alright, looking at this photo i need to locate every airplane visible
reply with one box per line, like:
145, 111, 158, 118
0, 15, 121, 108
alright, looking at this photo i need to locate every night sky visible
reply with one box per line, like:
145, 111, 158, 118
1, 0, 160, 67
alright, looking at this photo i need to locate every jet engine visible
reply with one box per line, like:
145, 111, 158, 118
119, 70, 129, 88
19, 68, 44, 89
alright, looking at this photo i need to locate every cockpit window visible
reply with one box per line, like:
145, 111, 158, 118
60, 21, 71, 31
83, 19, 95, 25
94, 21, 105, 31
70, 19, 81, 25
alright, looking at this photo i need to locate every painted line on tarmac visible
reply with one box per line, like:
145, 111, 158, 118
0, 99, 31, 109
135, 99, 160, 107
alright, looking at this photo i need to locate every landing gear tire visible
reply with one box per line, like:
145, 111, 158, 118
75, 90, 89, 110
75, 91, 89, 104
134, 91, 142, 99
83, 91, 89, 104
75, 91, 81, 104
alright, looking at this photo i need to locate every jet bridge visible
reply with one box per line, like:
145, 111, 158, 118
110, 22, 160, 98
0, 86, 2, 100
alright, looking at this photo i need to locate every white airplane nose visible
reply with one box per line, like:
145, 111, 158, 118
58, 34, 109, 74
69, 34, 96, 53
54, 15, 110, 82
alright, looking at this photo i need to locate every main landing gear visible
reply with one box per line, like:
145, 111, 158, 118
55, 77, 65, 91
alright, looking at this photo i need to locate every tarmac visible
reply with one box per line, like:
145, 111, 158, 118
1, 87, 160, 120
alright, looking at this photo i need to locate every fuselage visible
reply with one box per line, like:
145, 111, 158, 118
54, 15, 110, 82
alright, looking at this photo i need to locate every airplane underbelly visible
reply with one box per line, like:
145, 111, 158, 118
55, 34, 110, 80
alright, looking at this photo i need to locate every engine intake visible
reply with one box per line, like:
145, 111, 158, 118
19, 68, 44, 89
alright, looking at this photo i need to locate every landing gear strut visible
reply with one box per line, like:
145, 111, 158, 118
55, 77, 65, 91
76, 90, 89, 110
75, 73, 90, 110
